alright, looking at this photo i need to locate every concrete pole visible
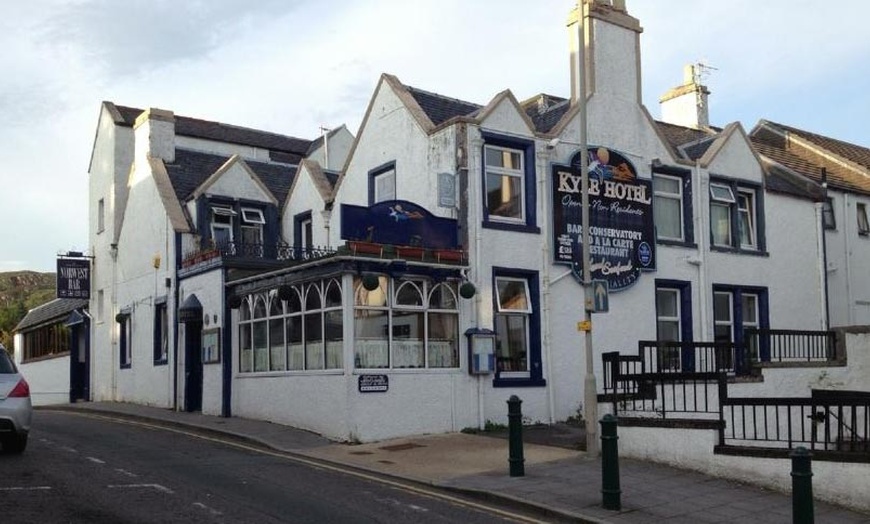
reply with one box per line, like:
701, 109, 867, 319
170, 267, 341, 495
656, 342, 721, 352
577, 4, 599, 456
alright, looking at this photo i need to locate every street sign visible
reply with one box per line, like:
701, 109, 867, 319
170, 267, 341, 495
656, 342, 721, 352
592, 280, 609, 313
584, 280, 609, 313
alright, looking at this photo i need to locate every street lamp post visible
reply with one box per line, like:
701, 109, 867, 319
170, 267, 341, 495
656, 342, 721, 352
577, 3, 598, 456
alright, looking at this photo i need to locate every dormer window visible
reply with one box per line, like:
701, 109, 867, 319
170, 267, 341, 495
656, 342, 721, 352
211, 206, 235, 248
240, 207, 265, 246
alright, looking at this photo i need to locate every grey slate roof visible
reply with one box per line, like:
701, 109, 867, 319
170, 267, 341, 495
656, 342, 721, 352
114, 104, 312, 155
15, 298, 88, 332
405, 86, 481, 126
163, 149, 296, 204
522, 94, 571, 134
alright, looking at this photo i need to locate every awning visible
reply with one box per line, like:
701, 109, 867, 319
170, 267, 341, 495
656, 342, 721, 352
178, 294, 203, 324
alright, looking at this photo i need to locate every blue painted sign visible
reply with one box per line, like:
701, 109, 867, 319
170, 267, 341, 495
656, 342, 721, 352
341, 200, 459, 249
552, 147, 656, 291
57, 258, 91, 299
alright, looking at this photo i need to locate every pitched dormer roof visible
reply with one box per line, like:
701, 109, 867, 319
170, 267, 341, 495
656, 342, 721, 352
163, 149, 297, 205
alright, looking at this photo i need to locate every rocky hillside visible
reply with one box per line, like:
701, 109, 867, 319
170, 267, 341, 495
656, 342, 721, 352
0, 271, 56, 352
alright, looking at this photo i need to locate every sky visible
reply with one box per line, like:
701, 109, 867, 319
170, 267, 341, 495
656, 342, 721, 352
2, 0, 868, 273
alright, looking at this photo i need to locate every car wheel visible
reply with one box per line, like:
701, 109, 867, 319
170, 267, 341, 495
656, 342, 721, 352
3, 434, 27, 454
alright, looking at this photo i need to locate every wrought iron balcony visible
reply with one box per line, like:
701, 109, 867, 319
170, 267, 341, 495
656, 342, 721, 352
181, 241, 336, 268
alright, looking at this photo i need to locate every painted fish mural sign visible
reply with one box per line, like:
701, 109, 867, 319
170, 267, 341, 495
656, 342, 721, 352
552, 147, 656, 291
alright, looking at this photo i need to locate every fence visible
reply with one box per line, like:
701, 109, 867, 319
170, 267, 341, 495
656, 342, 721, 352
744, 328, 837, 365
718, 394, 870, 460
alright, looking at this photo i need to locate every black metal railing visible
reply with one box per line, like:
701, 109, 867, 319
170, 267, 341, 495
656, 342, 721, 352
637, 340, 741, 374
719, 396, 870, 456
744, 328, 838, 365
603, 351, 724, 419
182, 241, 335, 267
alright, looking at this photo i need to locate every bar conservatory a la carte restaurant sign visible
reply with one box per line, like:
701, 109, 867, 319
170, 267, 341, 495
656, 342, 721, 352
552, 147, 655, 291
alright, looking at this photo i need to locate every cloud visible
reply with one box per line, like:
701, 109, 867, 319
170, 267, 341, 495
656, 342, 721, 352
43, 0, 303, 77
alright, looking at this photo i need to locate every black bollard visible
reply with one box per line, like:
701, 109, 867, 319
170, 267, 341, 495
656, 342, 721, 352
507, 395, 524, 477
791, 446, 814, 524
600, 414, 621, 510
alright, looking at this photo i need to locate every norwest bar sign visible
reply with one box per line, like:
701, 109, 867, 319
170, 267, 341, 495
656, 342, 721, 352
57, 257, 91, 299
552, 147, 656, 291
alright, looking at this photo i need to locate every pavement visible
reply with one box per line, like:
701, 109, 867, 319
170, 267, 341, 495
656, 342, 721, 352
40, 402, 870, 523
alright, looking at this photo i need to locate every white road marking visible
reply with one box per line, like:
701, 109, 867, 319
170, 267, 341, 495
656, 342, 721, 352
0, 486, 52, 491
193, 502, 223, 515
55, 411, 548, 524
107, 483, 174, 494
86, 457, 105, 464
114, 468, 138, 478
61, 446, 78, 453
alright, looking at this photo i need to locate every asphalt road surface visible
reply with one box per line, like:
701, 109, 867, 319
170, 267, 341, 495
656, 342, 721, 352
0, 411, 549, 524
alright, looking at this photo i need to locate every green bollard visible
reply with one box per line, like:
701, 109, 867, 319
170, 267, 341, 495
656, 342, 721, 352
600, 414, 621, 510
791, 446, 814, 524
507, 395, 524, 477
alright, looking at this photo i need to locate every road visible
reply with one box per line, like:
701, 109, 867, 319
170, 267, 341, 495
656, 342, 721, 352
0, 412, 551, 524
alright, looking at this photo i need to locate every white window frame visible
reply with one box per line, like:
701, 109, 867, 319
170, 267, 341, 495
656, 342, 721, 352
494, 276, 531, 377
710, 184, 735, 203
655, 288, 681, 342
211, 206, 235, 246
353, 277, 459, 370
653, 174, 684, 241
300, 217, 313, 250
713, 291, 734, 343
373, 168, 396, 203
737, 190, 757, 249
240, 207, 265, 246
484, 145, 526, 223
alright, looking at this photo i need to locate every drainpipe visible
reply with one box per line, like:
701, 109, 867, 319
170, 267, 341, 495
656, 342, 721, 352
110, 242, 119, 398
470, 136, 485, 431
694, 160, 710, 341
538, 145, 556, 424
814, 201, 827, 330
820, 168, 830, 329
844, 193, 855, 325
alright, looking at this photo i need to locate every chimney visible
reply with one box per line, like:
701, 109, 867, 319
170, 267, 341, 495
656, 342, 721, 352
134, 108, 176, 164
568, 0, 643, 104
659, 64, 711, 129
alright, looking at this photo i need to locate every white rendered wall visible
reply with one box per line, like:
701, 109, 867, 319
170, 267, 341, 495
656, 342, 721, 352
619, 425, 870, 513
308, 126, 354, 172
13, 343, 70, 406
178, 270, 225, 416
283, 165, 328, 248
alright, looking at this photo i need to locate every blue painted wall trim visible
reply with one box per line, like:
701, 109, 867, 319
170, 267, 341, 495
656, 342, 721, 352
480, 132, 537, 232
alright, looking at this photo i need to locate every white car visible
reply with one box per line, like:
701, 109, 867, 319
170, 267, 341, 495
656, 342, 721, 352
0, 345, 31, 453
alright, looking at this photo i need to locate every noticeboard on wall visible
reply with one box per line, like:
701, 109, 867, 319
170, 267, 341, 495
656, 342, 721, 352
202, 328, 221, 364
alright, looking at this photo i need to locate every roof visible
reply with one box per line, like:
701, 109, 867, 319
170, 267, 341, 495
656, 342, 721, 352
164, 149, 296, 204
14, 298, 88, 332
405, 86, 481, 126
112, 104, 312, 155
655, 120, 719, 152
750, 122, 870, 196
521, 94, 571, 134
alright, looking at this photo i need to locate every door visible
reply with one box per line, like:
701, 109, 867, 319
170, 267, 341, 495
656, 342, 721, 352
184, 321, 203, 412
69, 318, 90, 402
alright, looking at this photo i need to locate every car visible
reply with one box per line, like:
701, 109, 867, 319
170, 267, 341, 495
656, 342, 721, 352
0, 344, 31, 453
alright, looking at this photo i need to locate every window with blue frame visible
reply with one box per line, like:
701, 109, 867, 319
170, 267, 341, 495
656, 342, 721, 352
481, 133, 538, 233
368, 161, 396, 205
709, 178, 765, 253
712, 285, 768, 368
655, 280, 693, 370
492, 267, 544, 387
294, 211, 313, 255
197, 197, 277, 258
153, 298, 168, 364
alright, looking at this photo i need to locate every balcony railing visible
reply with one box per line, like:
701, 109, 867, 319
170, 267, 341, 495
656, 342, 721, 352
181, 241, 335, 268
